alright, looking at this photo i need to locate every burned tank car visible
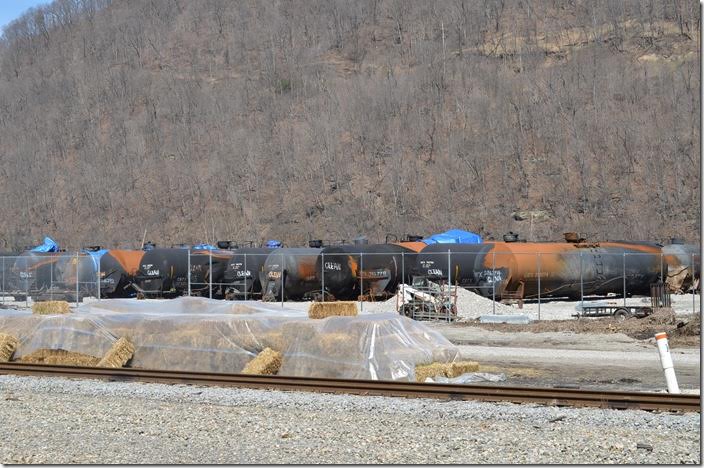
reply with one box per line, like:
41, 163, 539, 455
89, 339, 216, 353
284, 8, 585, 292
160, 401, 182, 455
134, 248, 233, 298
0, 252, 19, 292
662, 242, 701, 292
98, 249, 145, 298
222, 247, 274, 298
260, 248, 321, 301
414, 243, 494, 291
10, 251, 67, 296
53, 252, 102, 301
416, 240, 664, 300
317, 244, 415, 300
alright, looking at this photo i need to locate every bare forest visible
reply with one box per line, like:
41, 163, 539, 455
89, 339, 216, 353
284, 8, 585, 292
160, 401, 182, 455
0, 0, 699, 250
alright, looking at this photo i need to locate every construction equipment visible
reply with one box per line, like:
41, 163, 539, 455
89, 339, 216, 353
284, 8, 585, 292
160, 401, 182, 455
395, 276, 457, 322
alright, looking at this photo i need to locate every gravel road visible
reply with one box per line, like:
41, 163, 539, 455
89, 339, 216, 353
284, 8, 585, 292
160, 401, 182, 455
0, 375, 699, 464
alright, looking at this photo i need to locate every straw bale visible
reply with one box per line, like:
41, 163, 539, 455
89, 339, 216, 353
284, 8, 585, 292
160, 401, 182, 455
415, 362, 453, 382
97, 337, 135, 368
316, 332, 357, 356
17, 348, 101, 366
280, 321, 319, 341
308, 301, 358, 319
32, 301, 70, 315
241, 347, 282, 375
260, 332, 288, 352
414, 360, 481, 382
0, 333, 19, 362
450, 360, 480, 376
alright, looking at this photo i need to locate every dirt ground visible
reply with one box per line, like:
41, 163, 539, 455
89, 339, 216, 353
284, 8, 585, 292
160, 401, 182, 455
460, 310, 700, 348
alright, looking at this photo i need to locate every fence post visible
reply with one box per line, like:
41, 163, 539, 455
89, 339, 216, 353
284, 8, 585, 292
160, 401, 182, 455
243, 253, 247, 301
321, 252, 325, 302
25, 258, 29, 307
359, 252, 364, 313
280, 251, 284, 308
1, 256, 4, 303
622, 252, 627, 306
97, 256, 101, 301
75, 252, 79, 307
692, 253, 696, 314
187, 249, 191, 296
660, 253, 664, 283
447, 248, 451, 290
401, 251, 405, 304
208, 252, 213, 299
537, 252, 541, 321
50, 257, 53, 302
492, 250, 496, 315
579, 251, 584, 309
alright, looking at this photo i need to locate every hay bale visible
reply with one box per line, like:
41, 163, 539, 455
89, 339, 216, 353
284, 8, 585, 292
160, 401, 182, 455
415, 360, 481, 382
0, 333, 19, 362
260, 332, 287, 352
97, 337, 135, 368
316, 332, 356, 356
415, 362, 452, 382
241, 347, 282, 375
450, 360, 480, 376
32, 301, 70, 315
17, 349, 101, 366
308, 301, 358, 319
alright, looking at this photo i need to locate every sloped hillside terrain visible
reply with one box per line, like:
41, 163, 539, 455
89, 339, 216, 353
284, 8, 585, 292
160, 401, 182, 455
0, 0, 699, 249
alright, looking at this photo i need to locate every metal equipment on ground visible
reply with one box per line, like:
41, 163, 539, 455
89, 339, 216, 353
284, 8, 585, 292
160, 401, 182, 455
395, 276, 457, 322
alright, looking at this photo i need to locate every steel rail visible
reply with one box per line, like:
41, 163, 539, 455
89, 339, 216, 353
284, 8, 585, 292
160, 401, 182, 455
0, 362, 699, 412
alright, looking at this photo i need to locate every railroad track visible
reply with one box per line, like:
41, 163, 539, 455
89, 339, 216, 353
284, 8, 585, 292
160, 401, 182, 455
0, 362, 699, 412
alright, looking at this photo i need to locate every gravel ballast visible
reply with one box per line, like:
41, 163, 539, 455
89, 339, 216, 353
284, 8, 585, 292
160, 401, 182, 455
0, 375, 699, 464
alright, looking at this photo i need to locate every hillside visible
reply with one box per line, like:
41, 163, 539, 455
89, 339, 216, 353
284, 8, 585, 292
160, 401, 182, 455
0, 0, 699, 250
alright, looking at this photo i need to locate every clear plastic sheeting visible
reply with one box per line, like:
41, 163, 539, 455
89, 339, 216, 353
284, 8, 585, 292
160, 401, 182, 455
426, 372, 507, 384
0, 297, 460, 381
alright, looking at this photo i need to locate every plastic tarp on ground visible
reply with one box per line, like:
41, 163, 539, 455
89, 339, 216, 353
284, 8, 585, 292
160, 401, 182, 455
422, 229, 481, 245
30, 237, 60, 252
0, 297, 459, 381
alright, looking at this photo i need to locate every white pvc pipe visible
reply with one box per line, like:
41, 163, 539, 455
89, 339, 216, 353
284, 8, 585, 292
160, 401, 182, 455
655, 332, 680, 394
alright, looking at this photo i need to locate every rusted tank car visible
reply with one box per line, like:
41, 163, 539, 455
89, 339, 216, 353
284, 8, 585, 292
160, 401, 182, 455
415, 236, 664, 300
98, 249, 145, 298
317, 244, 416, 300
662, 242, 701, 293
134, 248, 234, 297
260, 248, 321, 301
222, 247, 275, 298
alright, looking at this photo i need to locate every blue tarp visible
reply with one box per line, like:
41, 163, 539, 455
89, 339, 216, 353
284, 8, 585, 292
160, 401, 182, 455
422, 229, 482, 245
192, 243, 217, 250
82, 249, 108, 271
265, 240, 282, 248
30, 236, 60, 252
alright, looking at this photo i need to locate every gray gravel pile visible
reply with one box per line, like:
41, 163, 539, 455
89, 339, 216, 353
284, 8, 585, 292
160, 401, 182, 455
0, 375, 699, 464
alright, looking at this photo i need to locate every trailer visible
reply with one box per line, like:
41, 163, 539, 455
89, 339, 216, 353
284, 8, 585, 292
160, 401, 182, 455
573, 303, 653, 320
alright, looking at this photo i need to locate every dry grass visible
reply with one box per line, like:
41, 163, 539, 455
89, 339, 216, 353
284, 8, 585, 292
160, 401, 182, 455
415, 360, 480, 382
241, 347, 282, 375
97, 337, 135, 368
32, 301, 70, 315
0, 333, 19, 362
16, 348, 101, 366
308, 301, 358, 319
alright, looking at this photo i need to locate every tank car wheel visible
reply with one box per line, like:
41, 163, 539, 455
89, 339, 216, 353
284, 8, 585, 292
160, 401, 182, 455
614, 308, 631, 321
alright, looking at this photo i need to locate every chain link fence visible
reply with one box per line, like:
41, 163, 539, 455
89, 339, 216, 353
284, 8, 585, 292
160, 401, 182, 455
0, 249, 698, 317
